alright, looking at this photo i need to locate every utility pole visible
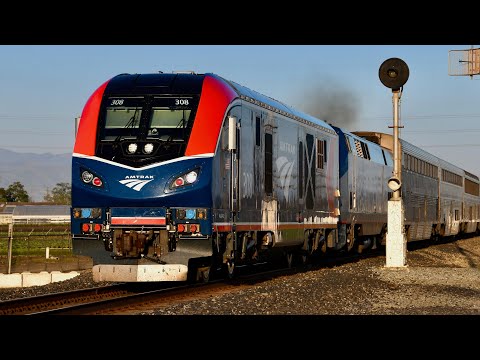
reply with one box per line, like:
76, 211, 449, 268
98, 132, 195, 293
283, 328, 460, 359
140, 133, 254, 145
379, 58, 409, 267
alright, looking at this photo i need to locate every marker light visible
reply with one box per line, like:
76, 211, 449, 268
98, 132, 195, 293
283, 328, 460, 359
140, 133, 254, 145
176, 209, 186, 220
197, 209, 206, 219
185, 209, 196, 219
170, 168, 200, 189
81, 208, 92, 218
80, 168, 103, 188
177, 224, 185, 232
92, 177, 103, 187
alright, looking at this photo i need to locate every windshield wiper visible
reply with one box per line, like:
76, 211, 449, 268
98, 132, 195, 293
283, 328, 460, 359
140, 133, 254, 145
112, 107, 140, 145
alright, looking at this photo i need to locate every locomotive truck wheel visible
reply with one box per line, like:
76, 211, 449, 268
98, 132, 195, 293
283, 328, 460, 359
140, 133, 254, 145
346, 237, 356, 252
227, 260, 235, 279
301, 254, 308, 265
301, 245, 310, 265
286, 252, 293, 268
196, 266, 211, 283
319, 238, 327, 254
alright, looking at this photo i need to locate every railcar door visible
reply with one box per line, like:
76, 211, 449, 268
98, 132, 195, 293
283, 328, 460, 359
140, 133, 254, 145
225, 113, 240, 276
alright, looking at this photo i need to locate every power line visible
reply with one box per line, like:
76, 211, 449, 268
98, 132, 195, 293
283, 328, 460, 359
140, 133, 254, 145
0, 130, 69, 135
367, 114, 480, 121
420, 144, 480, 148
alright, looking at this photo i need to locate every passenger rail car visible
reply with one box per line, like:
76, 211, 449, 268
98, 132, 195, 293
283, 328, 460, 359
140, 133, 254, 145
354, 131, 480, 242
71, 72, 480, 283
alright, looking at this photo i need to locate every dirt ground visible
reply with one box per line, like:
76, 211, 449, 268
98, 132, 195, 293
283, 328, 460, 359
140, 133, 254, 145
1, 236, 479, 316
139, 235, 480, 315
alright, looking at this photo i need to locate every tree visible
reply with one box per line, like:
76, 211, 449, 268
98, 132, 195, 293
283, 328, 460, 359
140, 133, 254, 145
5, 181, 29, 202
0, 187, 6, 202
44, 182, 71, 204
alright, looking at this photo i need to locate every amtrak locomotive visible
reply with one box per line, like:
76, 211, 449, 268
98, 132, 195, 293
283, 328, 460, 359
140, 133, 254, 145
71, 71, 480, 282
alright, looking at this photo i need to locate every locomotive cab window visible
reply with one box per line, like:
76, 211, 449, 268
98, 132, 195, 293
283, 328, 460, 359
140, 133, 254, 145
101, 97, 144, 140
149, 109, 191, 129
148, 97, 196, 141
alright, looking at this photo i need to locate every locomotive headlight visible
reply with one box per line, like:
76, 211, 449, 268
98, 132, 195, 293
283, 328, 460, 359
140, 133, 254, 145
127, 143, 138, 154
143, 143, 154, 154
185, 171, 197, 184
169, 168, 200, 189
81, 171, 94, 183
80, 168, 104, 188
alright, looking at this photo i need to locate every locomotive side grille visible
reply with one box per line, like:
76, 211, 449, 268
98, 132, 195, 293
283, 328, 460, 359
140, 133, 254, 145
355, 139, 364, 157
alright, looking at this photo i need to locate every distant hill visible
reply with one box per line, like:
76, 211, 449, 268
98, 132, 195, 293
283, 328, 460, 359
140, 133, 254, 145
0, 149, 70, 202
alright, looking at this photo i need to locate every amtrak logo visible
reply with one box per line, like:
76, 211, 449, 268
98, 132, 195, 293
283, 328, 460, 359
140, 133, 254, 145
119, 175, 154, 191
276, 157, 294, 202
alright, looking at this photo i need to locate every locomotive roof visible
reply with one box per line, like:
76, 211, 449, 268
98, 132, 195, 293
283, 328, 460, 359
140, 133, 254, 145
213, 74, 336, 135
107, 72, 336, 135
354, 131, 477, 178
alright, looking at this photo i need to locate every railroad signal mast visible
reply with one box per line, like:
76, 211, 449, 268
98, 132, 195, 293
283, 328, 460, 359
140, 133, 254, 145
379, 57, 410, 268
448, 47, 480, 79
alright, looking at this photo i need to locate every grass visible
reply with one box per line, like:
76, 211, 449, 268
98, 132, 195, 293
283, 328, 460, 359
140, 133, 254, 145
0, 223, 72, 257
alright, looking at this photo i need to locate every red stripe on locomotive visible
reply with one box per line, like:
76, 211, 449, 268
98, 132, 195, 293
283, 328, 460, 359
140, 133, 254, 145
111, 217, 166, 225
185, 75, 237, 156
73, 80, 110, 156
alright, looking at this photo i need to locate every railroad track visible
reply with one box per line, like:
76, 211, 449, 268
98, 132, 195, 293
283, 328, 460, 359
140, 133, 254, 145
8, 235, 462, 316
0, 248, 382, 315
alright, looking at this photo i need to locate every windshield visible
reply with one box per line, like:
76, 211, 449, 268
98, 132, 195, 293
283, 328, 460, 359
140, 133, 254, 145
101, 97, 143, 140
96, 95, 198, 167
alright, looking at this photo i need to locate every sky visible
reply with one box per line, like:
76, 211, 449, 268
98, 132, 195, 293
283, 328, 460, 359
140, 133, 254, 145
1, 45, 480, 175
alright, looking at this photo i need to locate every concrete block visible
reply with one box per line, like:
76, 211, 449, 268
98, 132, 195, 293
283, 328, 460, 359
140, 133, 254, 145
51, 271, 80, 283
22, 271, 52, 287
0, 273, 23, 288
92, 264, 188, 282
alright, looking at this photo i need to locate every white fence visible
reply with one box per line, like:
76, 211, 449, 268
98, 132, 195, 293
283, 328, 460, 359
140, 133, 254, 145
0, 214, 70, 225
